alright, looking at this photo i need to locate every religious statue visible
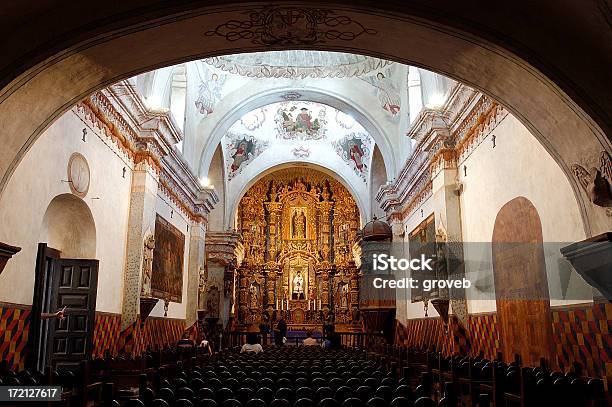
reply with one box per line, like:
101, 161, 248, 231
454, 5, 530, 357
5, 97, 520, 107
292, 270, 305, 300
341, 283, 349, 309
292, 209, 307, 239
249, 283, 259, 309
141, 234, 155, 296
206, 287, 220, 318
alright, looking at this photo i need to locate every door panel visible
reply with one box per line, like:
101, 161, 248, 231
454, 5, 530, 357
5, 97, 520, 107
492, 197, 553, 367
48, 259, 98, 371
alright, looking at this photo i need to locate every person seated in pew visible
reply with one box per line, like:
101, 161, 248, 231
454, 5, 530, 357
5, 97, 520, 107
303, 331, 318, 346
322, 325, 341, 350
177, 331, 195, 349
199, 333, 213, 355
241, 332, 264, 354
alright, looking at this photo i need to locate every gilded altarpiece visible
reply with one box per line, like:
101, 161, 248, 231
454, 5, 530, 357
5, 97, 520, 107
236, 168, 362, 331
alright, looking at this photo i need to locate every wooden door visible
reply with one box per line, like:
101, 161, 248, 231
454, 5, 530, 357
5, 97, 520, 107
492, 197, 553, 366
47, 259, 98, 371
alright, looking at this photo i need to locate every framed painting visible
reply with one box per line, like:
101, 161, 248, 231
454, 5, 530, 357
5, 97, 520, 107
152, 214, 185, 302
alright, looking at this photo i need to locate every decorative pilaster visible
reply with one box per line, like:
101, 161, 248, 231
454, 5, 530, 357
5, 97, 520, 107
186, 221, 206, 327
430, 143, 470, 351
120, 160, 160, 332
204, 231, 242, 327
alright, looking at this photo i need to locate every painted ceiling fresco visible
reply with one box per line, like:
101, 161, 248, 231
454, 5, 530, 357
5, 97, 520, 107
222, 101, 374, 181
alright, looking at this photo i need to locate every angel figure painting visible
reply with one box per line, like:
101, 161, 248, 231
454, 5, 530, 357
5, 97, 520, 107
195, 72, 226, 118
362, 71, 401, 116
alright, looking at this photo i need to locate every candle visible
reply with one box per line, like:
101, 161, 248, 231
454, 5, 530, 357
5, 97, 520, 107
276, 299, 278, 310
286, 299, 289, 310
319, 299, 322, 310
308, 300, 311, 311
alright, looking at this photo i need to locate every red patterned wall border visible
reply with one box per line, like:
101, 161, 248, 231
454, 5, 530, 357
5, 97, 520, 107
92, 312, 122, 359
396, 303, 609, 390
113, 315, 185, 357
552, 302, 610, 392
0, 303, 31, 371
1, 302, 186, 369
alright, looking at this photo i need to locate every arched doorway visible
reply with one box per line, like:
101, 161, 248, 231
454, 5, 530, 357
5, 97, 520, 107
0, 3, 609, 238
41, 193, 96, 258
492, 196, 553, 367
29, 194, 99, 371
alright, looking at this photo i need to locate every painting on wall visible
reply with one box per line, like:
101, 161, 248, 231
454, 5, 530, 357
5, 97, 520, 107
195, 68, 227, 118
152, 214, 185, 302
361, 69, 401, 117
225, 133, 269, 180
333, 132, 372, 180
275, 102, 327, 140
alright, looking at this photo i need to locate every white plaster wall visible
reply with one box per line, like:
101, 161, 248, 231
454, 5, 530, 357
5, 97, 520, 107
149, 194, 192, 320
0, 110, 132, 313
458, 114, 590, 313
207, 146, 225, 232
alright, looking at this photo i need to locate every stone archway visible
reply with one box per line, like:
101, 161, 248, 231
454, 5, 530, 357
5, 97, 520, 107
0, 2, 609, 237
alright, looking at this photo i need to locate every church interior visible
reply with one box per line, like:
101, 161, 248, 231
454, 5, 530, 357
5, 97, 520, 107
0, 3, 610, 407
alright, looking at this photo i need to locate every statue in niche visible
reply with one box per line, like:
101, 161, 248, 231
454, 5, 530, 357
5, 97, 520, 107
198, 265, 207, 308
292, 209, 307, 239
206, 287, 220, 318
341, 283, 349, 309
249, 283, 259, 309
292, 270, 305, 300
141, 234, 155, 296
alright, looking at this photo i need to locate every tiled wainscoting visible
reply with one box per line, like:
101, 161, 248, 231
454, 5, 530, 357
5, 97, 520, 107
395, 302, 610, 391
0, 302, 185, 370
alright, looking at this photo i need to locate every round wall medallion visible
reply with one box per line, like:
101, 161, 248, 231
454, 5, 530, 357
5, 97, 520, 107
67, 153, 90, 197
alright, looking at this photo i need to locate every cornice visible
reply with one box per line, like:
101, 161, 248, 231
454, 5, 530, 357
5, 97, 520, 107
379, 84, 505, 222
206, 231, 244, 267
79, 81, 218, 224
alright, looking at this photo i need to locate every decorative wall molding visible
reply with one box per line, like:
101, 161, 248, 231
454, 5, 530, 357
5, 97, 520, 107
79, 81, 218, 223
203, 51, 391, 79
378, 84, 505, 222
206, 231, 244, 267
204, 6, 377, 46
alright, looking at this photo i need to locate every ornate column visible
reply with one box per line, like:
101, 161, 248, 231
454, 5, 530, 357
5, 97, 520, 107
430, 137, 470, 354
318, 200, 334, 262
186, 221, 206, 327
120, 157, 160, 332
266, 202, 282, 261
264, 262, 280, 312
204, 231, 242, 328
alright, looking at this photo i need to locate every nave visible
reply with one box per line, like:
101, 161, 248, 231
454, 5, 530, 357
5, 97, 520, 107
0, 5, 610, 406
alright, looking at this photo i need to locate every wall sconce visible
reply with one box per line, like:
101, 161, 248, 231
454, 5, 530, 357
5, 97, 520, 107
82, 128, 87, 142
491, 134, 496, 148
122, 167, 126, 178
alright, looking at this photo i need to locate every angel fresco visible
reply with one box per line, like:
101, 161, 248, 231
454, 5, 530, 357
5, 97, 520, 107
195, 72, 226, 117
362, 71, 401, 116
